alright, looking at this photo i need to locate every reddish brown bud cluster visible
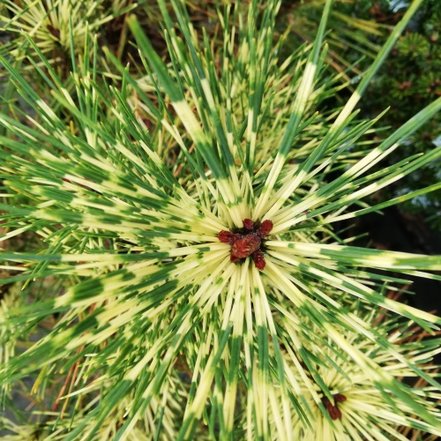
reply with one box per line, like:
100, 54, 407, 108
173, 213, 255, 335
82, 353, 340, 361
322, 393, 347, 420
218, 218, 273, 270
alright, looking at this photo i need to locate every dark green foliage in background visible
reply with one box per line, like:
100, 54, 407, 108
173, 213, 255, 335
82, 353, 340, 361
358, 0, 441, 229
280, 0, 440, 230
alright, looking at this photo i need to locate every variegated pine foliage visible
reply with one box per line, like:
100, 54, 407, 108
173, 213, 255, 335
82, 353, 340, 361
0, 0, 135, 63
0, 0, 441, 440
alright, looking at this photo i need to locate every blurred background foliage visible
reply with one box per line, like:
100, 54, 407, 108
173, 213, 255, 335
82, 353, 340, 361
280, 0, 441, 232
